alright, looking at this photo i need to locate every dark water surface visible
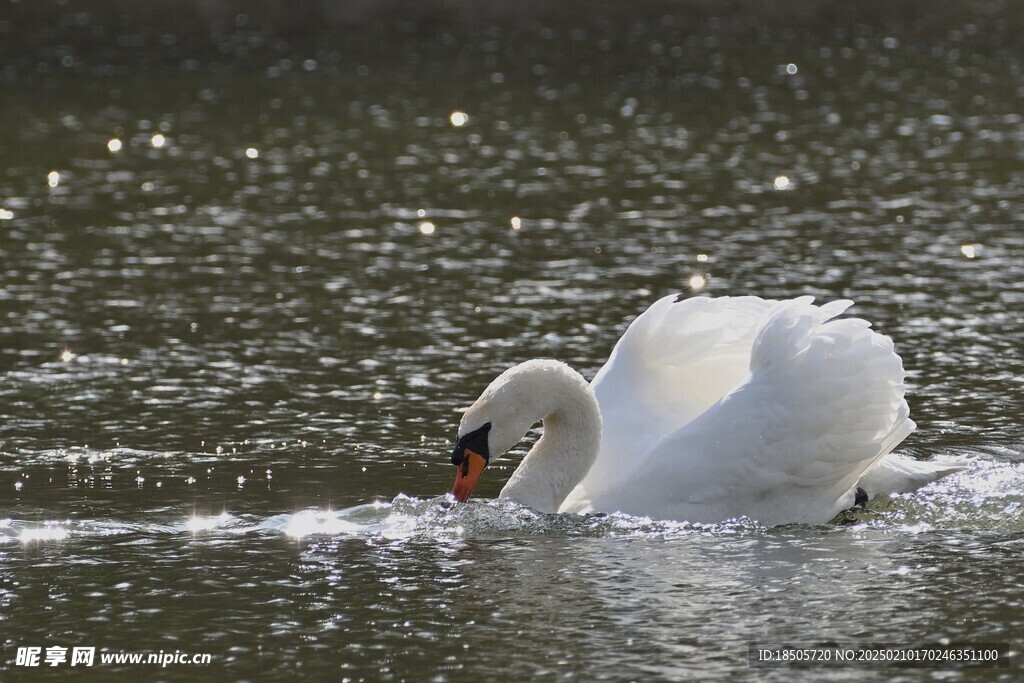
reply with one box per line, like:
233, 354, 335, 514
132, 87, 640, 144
1, 1, 1022, 680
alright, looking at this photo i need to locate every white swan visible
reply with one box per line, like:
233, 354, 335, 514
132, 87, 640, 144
449, 295, 964, 525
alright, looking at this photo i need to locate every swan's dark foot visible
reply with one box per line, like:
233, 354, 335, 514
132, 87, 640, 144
832, 487, 870, 525
854, 487, 868, 508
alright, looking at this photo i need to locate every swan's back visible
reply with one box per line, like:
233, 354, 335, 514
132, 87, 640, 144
567, 296, 918, 524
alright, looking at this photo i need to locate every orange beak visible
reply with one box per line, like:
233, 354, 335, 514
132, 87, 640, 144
451, 449, 487, 503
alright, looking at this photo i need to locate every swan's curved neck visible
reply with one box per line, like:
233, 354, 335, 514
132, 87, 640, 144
497, 364, 602, 513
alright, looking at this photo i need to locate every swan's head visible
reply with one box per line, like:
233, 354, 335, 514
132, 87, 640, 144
450, 360, 572, 502
450, 421, 491, 503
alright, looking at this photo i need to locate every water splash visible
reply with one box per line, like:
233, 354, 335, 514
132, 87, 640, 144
4, 457, 1020, 545
839, 454, 1024, 533
261, 457, 1024, 541
253, 493, 768, 542
184, 512, 237, 533
1, 519, 71, 543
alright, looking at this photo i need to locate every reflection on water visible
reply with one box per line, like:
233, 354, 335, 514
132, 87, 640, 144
2, 0, 1023, 679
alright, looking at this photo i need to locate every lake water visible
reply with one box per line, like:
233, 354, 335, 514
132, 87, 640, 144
1, 1, 1022, 680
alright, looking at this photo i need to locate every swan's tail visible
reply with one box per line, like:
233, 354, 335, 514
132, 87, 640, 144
858, 454, 969, 497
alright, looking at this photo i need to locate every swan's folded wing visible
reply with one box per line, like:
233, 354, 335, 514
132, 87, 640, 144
582, 294, 777, 491
589, 298, 916, 525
